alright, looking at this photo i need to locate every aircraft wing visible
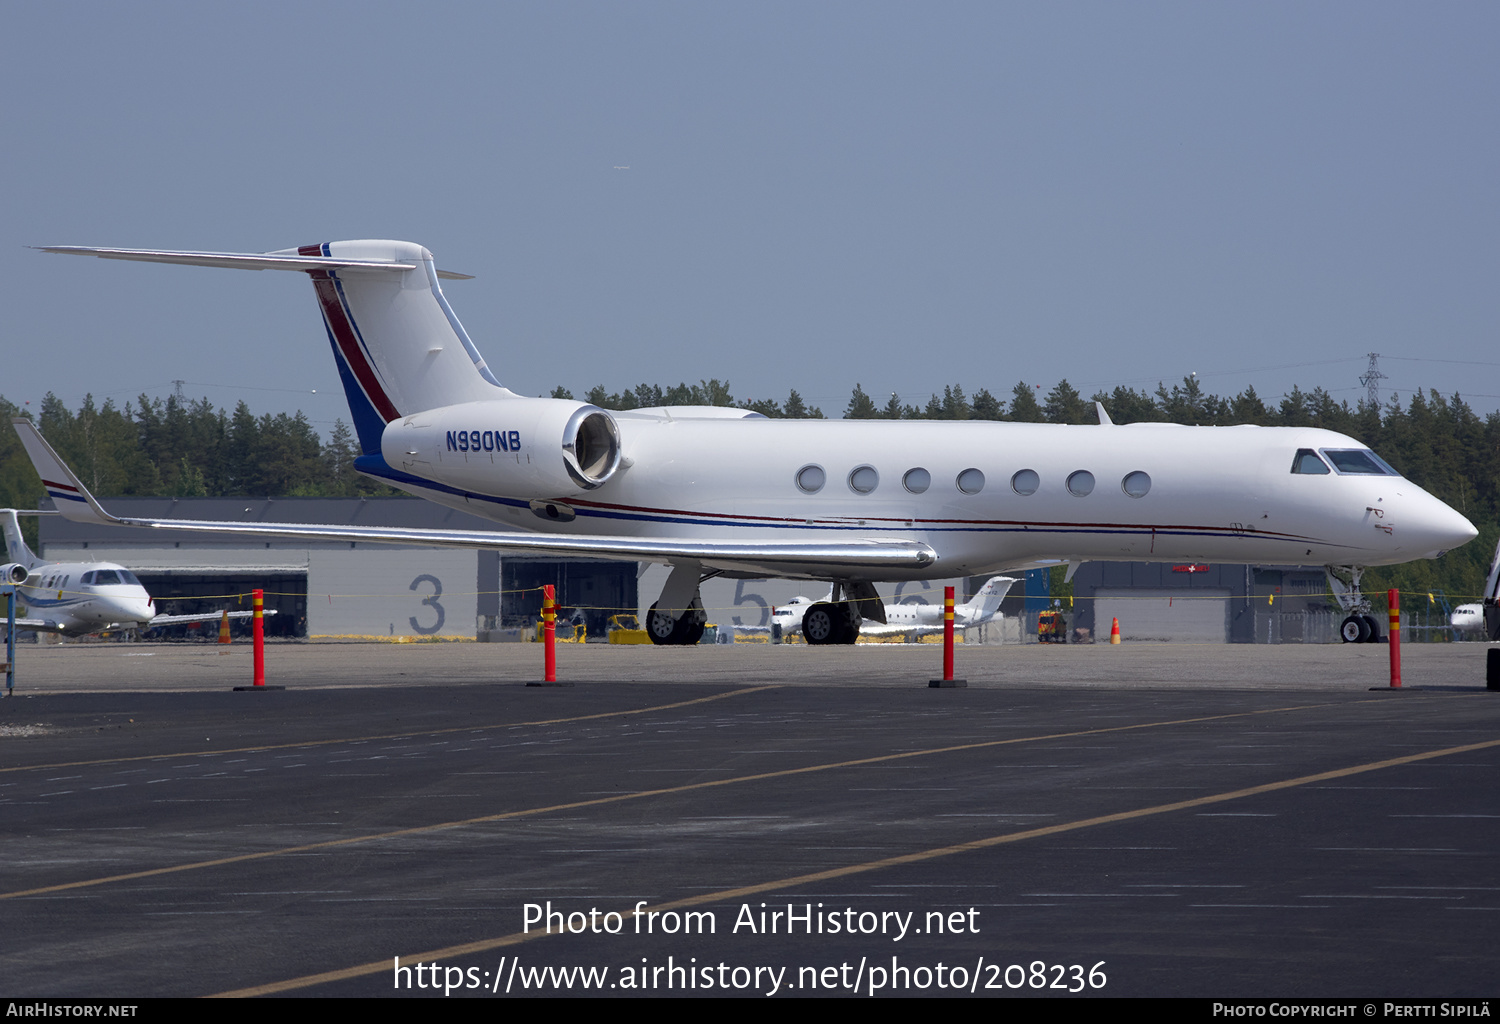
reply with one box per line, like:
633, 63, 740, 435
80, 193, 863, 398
13, 419, 936, 578
5, 616, 66, 634
0, 611, 273, 636
148, 610, 278, 627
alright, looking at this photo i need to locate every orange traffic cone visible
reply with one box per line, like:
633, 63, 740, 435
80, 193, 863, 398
1109, 617, 1121, 644
218, 609, 231, 645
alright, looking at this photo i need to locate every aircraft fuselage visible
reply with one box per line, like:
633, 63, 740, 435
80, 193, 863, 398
379, 415, 1471, 582
15, 562, 155, 636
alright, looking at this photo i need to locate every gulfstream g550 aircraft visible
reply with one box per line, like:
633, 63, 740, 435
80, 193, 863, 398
27, 240, 1477, 645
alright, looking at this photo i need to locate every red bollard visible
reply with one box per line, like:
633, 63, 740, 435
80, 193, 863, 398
1388, 588, 1401, 689
252, 588, 265, 687
928, 585, 966, 687
943, 586, 955, 679
527, 584, 571, 687
542, 584, 556, 683
233, 588, 282, 691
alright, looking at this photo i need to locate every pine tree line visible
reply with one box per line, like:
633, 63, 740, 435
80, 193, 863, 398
0, 393, 394, 513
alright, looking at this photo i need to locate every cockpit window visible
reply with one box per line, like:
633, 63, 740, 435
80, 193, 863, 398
93, 570, 122, 586
119, 569, 141, 586
1320, 449, 1398, 476
1291, 449, 1330, 475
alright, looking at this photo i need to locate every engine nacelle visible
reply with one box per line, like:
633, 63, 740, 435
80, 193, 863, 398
381, 398, 622, 498
0, 562, 28, 585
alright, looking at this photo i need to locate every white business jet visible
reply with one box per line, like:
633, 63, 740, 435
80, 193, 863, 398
772, 576, 1016, 643
1450, 603, 1484, 636
24, 240, 1478, 647
0, 509, 265, 637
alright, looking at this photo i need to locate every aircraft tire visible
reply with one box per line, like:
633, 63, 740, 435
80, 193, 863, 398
1340, 615, 1371, 643
803, 603, 840, 645
1359, 614, 1381, 643
646, 602, 698, 645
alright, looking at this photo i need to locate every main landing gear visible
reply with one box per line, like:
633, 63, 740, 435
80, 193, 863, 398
645, 562, 709, 646
645, 599, 706, 646
645, 569, 884, 647
801, 601, 862, 645
1326, 565, 1383, 644
800, 581, 883, 645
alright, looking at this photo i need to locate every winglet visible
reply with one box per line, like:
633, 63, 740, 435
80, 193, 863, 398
10, 419, 122, 526
1095, 401, 1113, 426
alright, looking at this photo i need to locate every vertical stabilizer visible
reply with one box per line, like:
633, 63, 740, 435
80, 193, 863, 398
283, 241, 510, 454
960, 576, 1017, 624
1, 510, 37, 569
33, 241, 505, 458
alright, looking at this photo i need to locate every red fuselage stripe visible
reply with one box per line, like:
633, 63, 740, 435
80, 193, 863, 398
308, 270, 401, 423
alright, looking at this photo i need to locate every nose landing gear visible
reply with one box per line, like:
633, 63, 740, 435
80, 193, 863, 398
1327, 566, 1382, 643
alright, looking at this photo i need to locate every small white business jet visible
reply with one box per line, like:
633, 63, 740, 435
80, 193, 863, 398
771, 576, 1016, 643
27, 240, 1478, 646
1450, 603, 1484, 636
0, 509, 265, 637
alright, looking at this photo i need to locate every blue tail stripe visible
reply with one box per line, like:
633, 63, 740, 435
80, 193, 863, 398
327, 326, 389, 456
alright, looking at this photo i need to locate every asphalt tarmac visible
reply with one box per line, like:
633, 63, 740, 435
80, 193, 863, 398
1, 639, 1497, 999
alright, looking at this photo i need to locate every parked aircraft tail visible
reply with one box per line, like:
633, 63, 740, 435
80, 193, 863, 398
960, 575, 1017, 624
1, 509, 38, 570
35, 241, 498, 455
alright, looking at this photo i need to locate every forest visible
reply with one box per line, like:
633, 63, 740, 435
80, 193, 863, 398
2, 375, 1495, 600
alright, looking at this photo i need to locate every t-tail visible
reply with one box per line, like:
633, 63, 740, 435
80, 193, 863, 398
959, 576, 1018, 624
34, 241, 502, 457
1, 509, 38, 571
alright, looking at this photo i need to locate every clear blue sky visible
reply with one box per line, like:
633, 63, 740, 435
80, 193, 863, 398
4, 1, 1497, 431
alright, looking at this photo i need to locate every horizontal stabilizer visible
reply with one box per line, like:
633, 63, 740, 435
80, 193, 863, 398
33, 246, 473, 280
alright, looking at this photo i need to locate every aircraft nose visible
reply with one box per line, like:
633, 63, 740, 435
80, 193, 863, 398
112, 596, 154, 626
1409, 493, 1478, 559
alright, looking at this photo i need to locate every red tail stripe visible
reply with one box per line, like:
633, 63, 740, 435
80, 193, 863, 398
308, 270, 401, 423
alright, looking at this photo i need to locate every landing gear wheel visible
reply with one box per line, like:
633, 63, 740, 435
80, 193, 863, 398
1340, 615, 1372, 644
803, 602, 861, 644
802, 603, 841, 645
646, 602, 704, 645
1359, 614, 1381, 643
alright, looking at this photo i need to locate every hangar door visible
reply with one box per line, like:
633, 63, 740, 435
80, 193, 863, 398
1093, 588, 1230, 643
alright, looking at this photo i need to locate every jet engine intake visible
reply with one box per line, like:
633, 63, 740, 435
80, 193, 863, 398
381, 398, 622, 499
